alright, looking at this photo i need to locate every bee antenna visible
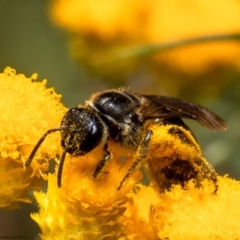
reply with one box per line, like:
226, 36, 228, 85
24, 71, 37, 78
57, 146, 68, 188
24, 127, 64, 168
57, 134, 74, 188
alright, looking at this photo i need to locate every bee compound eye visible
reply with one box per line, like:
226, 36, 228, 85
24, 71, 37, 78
80, 116, 103, 153
61, 108, 104, 155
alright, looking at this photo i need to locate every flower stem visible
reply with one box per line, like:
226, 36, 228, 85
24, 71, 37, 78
114, 33, 240, 59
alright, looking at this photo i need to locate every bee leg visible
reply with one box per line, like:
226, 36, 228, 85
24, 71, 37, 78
194, 158, 218, 194
117, 130, 153, 190
93, 142, 111, 178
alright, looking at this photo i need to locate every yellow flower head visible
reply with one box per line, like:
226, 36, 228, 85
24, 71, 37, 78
50, 0, 240, 81
151, 176, 240, 240
30, 113, 240, 239
50, 0, 240, 42
31, 139, 145, 239
2, 71, 239, 238
0, 67, 66, 209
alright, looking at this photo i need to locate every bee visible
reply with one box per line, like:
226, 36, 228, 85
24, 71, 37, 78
24, 88, 227, 192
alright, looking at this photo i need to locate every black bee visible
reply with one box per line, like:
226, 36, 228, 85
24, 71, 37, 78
24, 88, 227, 191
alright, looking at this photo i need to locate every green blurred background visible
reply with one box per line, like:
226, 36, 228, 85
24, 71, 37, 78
0, 0, 239, 239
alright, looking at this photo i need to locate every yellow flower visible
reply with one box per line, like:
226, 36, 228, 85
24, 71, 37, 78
31, 139, 144, 239
30, 117, 240, 239
2, 69, 240, 238
49, 0, 240, 90
151, 177, 240, 240
124, 185, 159, 239
0, 67, 66, 209
50, 0, 240, 42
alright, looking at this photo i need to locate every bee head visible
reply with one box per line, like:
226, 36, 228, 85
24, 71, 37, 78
60, 107, 104, 156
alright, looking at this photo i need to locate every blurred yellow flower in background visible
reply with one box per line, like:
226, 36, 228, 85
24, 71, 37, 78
50, 0, 240, 42
0, 67, 66, 209
50, 0, 240, 96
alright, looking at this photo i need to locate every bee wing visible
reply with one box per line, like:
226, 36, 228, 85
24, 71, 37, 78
141, 95, 227, 132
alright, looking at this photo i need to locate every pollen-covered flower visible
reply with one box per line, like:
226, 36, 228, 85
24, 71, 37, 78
3, 69, 239, 238
0, 67, 66, 209
151, 177, 240, 240
31, 140, 144, 239
30, 120, 240, 239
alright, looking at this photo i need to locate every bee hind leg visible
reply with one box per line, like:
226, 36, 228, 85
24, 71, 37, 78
194, 158, 218, 194
117, 130, 153, 190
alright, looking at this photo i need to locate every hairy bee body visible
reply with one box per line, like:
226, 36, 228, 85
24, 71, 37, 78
145, 124, 217, 192
25, 87, 226, 191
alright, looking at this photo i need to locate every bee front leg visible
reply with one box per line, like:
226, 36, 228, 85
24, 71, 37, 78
93, 142, 111, 178
117, 130, 153, 190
